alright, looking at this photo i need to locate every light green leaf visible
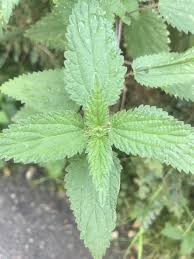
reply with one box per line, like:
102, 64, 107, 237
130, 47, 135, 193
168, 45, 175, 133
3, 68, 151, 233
159, 0, 194, 34
65, 155, 121, 259
100, 0, 124, 22
12, 106, 36, 122
111, 105, 194, 174
64, 0, 126, 107
85, 87, 112, 203
124, 10, 169, 58
0, 112, 86, 163
43, 160, 64, 179
25, 0, 76, 50
0, 111, 8, 124
1, 69, 78, 113
87, 135, 113, 205
181, 232, 194, 255
121, 0, 139, 21
0, 0, 20, 26
122, 0, 138, 11
26, 0, 123, 50
100, 0, 137, 24
85, 86, 109, 128
162, 223, 183, 240
132, 48, 194, 101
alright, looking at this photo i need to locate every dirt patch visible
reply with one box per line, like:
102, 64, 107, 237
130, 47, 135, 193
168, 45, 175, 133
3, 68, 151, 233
0, 169, 92, 259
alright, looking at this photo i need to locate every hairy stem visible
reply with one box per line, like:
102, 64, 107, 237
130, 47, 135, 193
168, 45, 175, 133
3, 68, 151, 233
116, 18, 123, 47
184, 218, 194, 235
120, 84, 128, 110
116, 18, 128, 110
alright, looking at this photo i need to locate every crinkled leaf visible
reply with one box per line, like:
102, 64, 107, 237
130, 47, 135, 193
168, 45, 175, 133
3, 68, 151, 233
162, 223, 183, 240
120, 0, 140, 22
124, 10, 169, 58
0, 112, 86, 163
100, 0, 137, 24
122, 0, 138, 12
26, 0, 126, 50
159, 0, 194, 34
111, 105, 194, 174
12, 106, 36, 122
0, 0, 20, 26
85, 87, 112, 203
132, 48, 194, 101
100, 0, 124, 22
85, 86, 109, 128
1, 69, 78, 112
181, 232, 194, 255
65, 155, 121, 259
25, 0, 76, 50
87, 135, 113, 205
64, 0, 126, 107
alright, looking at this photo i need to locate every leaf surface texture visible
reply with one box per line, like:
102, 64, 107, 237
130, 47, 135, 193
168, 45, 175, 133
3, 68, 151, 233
111, 105, 194, 174
64, 0, 126, 107
0, 112, 86, 163
124, 10, 169, 58
1, 69, 78, 112
65, 155, 121, 259
132, 48, 194, 101
159, 0, 194, 34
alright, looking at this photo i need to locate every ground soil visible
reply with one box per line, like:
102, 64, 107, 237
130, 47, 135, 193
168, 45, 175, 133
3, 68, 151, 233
0, 168, 118, 259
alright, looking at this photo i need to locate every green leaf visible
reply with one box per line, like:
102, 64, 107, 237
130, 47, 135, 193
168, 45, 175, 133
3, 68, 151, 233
87, 135, 113, 205
85, 87, 112, 203
132, 48, 194, 101
12, 106, 36, 121
64, 0, 126, 107
25, 0, 76, 50
124, 10, 169, 58
100, 0, 124, 22
0, 112, 86, 163
65, 155, 121, 259
159, 0, 194, 34
1, 69, 78, 113
43, 160, 64, 179
0, 111, 8, 124
181, 232, 194, 255
162, 223, 183, 240
0, 0, 20, 26
122, 0, 138, 12
85, 86, 109, 128
26, 0, 125, 50
121, 0, 139, 21
111, 105, 194, 174
100, 0, 137, 24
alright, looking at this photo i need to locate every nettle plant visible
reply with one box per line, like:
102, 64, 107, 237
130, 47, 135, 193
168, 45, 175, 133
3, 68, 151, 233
1, 0, 194, 258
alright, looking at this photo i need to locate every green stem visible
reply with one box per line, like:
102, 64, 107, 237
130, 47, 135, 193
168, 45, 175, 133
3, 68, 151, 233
123, 228, 143, 259
138, 229, 144, 259
184, 218, 194, 235
150, 169, 172, 202
183, 204, 193, 221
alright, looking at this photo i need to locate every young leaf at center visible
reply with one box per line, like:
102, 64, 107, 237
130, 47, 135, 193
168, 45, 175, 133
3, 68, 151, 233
85, 87, 113, 204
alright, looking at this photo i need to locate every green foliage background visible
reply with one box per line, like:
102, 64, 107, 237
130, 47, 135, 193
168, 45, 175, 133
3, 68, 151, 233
1, 0, 194, 258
